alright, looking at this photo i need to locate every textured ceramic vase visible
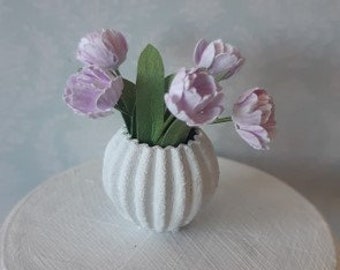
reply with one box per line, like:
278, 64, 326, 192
102, 127, 219, 232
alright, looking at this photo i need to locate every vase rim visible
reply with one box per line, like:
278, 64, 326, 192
117, 126, 206, 151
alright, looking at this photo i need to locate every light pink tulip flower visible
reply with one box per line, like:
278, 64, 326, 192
232, 88, 276, 150
165, 68, 225, 126
194, 39, 244, 81
77, 29, 128, 69
63, 66, 123, 118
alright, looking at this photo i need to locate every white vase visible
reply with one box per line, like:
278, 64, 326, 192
102, 127, 219, 232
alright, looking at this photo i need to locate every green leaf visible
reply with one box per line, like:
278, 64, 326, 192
136, 44, 165, 145
119, 110, 132, 134
158, 119, 192, 147
119, 79, 136, 115
115, 79, 136, 135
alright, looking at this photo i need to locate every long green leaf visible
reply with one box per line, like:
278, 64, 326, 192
136, 44, 165, 145
115, 79, 136, 134
158, 119, 191, 147
120, 79, 136, 115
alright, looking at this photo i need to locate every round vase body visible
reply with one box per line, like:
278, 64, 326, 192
102, 128, 219, 232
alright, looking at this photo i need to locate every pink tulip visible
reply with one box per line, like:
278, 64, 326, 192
193, 39, 244, 81
232, 88, 276, 150
63, 66, 123, 118
165, 68, 225, 126
77, 29, 128, 69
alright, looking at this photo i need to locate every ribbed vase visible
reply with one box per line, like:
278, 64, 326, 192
102, 127, 219, 232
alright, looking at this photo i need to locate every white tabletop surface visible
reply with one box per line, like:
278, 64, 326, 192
0, 0, 339, 262
0, 158, 336, 270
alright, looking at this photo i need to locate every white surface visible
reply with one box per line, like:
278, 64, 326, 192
103, 128, 219, 232
0, 158, 336, 270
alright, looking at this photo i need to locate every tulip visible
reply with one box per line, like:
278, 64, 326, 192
63, 66, 123, 118
77, 29, 128, 69
165, 67, 225, 126
232, 88, 276, 150
193, 39, 244, 81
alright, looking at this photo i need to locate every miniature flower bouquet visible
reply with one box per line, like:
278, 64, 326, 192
63, 29, 276, 232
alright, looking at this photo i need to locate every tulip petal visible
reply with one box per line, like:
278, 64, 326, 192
198, 42, 215, 68
236, 128, 266, 150
209, 53, 238, 78
193, 92, 225, 125
213, 39, 225, 54
102, 29, 128, 64
168, 68, 187, 97
97, 76, 123, 110
192, 72, 218, 97
193, 39, 208, 65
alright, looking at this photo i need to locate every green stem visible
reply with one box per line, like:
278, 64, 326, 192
211, 116, 233, 124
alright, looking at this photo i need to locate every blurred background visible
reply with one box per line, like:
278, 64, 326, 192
0, 0, 339, 254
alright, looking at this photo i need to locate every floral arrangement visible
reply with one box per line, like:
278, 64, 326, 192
63, 29, 276, 150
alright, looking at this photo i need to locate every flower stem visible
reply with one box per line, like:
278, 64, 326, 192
211, 116, 233, 124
